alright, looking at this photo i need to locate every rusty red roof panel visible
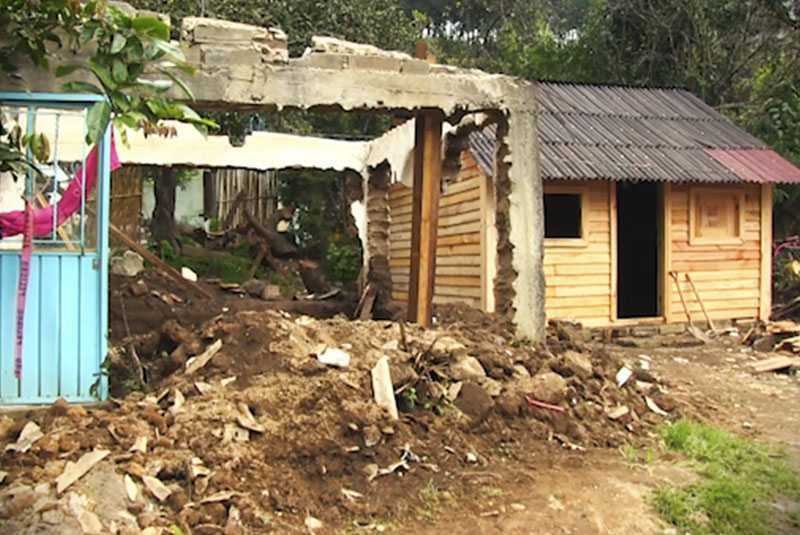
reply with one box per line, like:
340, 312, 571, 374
705, 149, 800, 184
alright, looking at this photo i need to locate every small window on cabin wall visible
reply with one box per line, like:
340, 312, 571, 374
689, 189, 744, 245
544, 191, 585, 242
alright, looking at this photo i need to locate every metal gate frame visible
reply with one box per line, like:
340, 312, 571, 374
0, 92, 111, 404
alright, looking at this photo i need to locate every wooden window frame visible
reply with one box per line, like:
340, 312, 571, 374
543, 184, 590, 248
688, 187, 745, 246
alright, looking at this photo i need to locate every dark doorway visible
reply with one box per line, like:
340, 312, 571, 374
617, 182, 661, 318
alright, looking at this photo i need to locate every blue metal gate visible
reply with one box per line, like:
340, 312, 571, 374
0, 93, 111, 404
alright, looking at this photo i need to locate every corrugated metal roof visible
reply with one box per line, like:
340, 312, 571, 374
706, 149, 800, 184
468, 82, 800, 184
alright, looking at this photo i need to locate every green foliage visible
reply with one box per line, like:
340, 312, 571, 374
0, 0, 215, 178
653, 419, 800, 535
325, 240, 361, 285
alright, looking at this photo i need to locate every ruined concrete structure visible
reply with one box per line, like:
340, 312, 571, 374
1, 13, 545, 340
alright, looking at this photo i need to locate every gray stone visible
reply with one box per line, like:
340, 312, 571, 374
448, 356, 486, 381
752, 335, 776, 353
183, 17, 269, 44
349, 55, 402, 73
110, 251, 144, 277
400, 59, 431, 75
519, 372, 567, 404
201, 45, 261, 66
562, 351, 593, 379
479, 377, 503, 397
512, 364, 531, 379
241, 279, 266, 297
295, 53, 350, 70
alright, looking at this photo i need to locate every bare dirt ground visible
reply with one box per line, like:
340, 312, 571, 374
404, 337, 800, 534
2, 287, 799, 534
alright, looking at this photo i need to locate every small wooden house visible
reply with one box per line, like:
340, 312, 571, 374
388, 82, 800, 327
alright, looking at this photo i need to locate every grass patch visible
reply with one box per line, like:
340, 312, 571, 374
653, 419, 800, 534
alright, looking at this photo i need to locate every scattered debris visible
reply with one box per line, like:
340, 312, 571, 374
184, 339, 223, 375
55, 449, 110, 494
124, 474, 139, 501
645, 397, 669, 416
305, 515, 324, 531
371, 356, 399, 420
141, 475, 172, 502
616, 366, 633, 388
181, 266, 198, 282
526, 396, 566, 413
751, 355, 799, 373
128, 436, 148, 454
236, 402, 266, 433
317, 347, 351, 368
606, 406, 630, 420
4, 422, 43, 453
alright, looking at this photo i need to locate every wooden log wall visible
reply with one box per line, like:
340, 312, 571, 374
543, 180, 612, 326
389, 150, 483, 307
668, 183, 763, 322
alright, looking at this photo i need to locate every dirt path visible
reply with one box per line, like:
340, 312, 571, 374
401, 338, 800, 534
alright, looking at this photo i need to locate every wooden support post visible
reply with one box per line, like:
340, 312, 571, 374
760, 184, 772, 321
407, 109, 443, 327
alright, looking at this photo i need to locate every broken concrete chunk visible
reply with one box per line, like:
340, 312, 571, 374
480, 377, 503, 397
55, 449, 110, 494
371, 356, 399, 420
561, 351, 594, 379
4, 421, 43, 453
141, 475, 172, 502
185, 339, 223, 375
433, 336, 468, 356
317, 347, 351, 368
523, 372, 568, 405
110, 250, 144, 277
512, 364, 531, 379
181, 267, 198, 282
223, 423, 250, 443
446, 381, 463, 401
362, 425, 382, 448
195, 381, 214, 395
0, 471, 7, 485
448, 356, 486, 381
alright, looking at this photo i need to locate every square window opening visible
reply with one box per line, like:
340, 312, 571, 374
690, 189, 743, 244
544, 193, 583, 239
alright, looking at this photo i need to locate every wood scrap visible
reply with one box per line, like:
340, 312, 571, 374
109, 222, 214, 300
751, 355, 799, 373
670, 271, 694, 327
55, 449, 110, 494
685, 273, 717, 332
353, 284, 376, 320
185, 340, 223, 375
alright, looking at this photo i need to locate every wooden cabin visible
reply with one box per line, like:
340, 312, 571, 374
388, 82, 800, 327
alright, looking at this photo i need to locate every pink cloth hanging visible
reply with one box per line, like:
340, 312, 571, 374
0, 134, 121, 238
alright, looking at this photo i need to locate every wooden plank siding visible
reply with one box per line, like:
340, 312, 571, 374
544, 180, 613, 326
667, 183, 764, 322
389, 151, 484, 307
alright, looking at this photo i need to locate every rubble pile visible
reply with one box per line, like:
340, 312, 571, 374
0, 307, 679, 533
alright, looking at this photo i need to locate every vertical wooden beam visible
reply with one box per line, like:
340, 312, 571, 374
760, 184, 773, 321
407, 110, 443, 327
609, 181, 617, 322
663, 182, 673, 323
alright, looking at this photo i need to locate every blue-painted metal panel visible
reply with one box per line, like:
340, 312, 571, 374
0, 93, 109, 404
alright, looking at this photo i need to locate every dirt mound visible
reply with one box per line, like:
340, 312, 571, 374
0, 310, 681, 533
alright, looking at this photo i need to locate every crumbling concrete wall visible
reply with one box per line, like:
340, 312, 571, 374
365, 163, 396, 318
1, 13, 545, 341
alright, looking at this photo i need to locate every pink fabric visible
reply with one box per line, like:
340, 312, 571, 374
14, 201, 34, 379
0, 135, 121, 238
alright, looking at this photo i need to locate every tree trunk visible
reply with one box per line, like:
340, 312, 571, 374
150, 167, 179, 252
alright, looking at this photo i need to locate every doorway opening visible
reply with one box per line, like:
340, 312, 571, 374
617, 181, 662, 319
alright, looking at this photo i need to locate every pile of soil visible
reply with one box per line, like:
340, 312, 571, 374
0, 308, 681, 534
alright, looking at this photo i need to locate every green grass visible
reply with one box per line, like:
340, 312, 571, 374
653, 419, 800, 534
